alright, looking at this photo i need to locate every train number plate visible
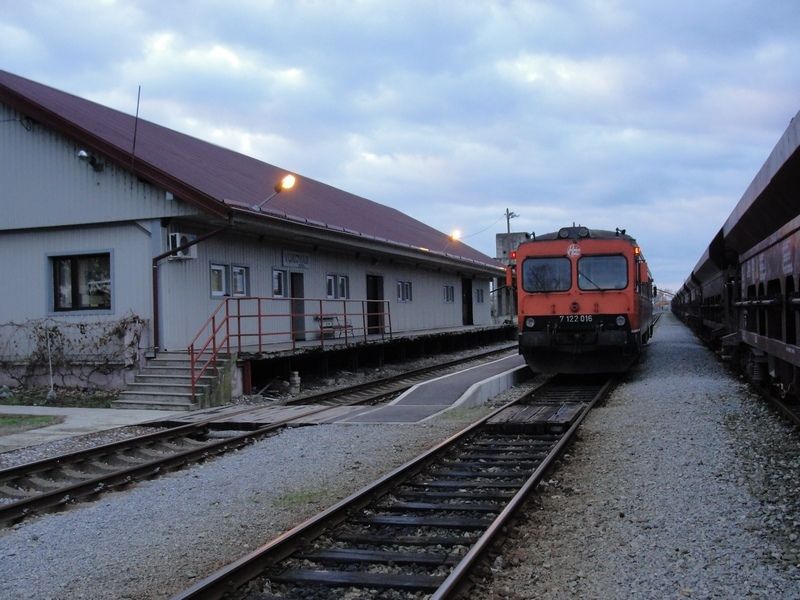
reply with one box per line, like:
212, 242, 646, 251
559, 315, 593, 323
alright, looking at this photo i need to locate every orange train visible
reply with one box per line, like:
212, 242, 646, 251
508, 226, 656, 373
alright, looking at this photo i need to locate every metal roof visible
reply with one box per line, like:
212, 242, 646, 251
0, 69, 501, 272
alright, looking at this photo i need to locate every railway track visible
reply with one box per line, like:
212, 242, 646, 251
173, 375, 614, 600
0, 345, 516, 526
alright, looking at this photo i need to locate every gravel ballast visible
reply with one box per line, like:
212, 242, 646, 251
0, 418, 485, 599
474, 313, 800, 599
2, 316, 800, 598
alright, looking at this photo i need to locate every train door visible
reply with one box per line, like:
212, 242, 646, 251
366, 275, 384, 334
462, 278, 474, 326
290, 272, 305, 341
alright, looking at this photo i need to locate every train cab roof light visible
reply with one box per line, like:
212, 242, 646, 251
558, 228, 569, 239
634, 246, 641, 255
578, 226, 589, 238
510, 250, 517, 262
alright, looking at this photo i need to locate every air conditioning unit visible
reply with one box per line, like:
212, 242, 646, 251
168, 232, 197, 259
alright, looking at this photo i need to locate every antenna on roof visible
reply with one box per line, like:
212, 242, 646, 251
131, 85, 141, 171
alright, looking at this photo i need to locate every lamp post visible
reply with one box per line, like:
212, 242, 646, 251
441, 229, 462, 253
251, 174, 297, 211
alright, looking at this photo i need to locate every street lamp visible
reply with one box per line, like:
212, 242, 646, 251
251, 174, 297, 212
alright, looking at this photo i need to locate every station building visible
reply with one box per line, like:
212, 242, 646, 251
0, 70, 510, 407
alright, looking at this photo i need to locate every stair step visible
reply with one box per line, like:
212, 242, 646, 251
139, 366, 220, 378
112, 398, 197, 411
134, 374, 216, 385
118, 389, 197, 401
125, 382, 209, 395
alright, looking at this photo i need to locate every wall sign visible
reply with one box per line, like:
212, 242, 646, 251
282, 250, 310, 269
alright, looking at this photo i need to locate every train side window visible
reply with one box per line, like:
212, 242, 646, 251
521, 257, 571, 292
577, 255, 627, 290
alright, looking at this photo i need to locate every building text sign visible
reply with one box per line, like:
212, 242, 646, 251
282, 250, 310, 269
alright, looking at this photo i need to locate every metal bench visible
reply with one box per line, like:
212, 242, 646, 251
315, 315, 354, 339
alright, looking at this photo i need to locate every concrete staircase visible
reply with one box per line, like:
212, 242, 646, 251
113, 351, 227, 411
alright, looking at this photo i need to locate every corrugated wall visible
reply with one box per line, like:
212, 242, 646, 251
0, 222, 155, 354
0, 102, 200, 230
159, 228, 493, 349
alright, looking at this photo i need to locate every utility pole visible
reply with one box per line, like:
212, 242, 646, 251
505, 208, 519, 233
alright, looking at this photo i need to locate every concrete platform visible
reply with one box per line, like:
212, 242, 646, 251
338, 354, 529, 423
0, 354, 530, 452
0, 405, 184, 452
149, 353, 530, 428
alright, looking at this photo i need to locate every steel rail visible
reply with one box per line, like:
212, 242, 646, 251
170, 382, 551, 600
170, 376, 613, 600
431, 377, 615, 599
0, 346, 518, 525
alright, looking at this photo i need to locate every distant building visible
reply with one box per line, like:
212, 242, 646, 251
0, 70, 504, 392
495, 232, 531, 322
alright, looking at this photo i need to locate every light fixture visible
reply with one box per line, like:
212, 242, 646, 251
450, 229, 462, 241
251, 173, 297, 212
77, 149, 104, 172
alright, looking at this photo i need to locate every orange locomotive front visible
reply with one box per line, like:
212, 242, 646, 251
511, 226, 655, 373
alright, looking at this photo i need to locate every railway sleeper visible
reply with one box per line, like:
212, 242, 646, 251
397, 489, 515, 501
297, 547, 459, 566
337, 532, 478, 546
354, 514, 492, 529
270, 568, 446, 591
383, 501, 501, 513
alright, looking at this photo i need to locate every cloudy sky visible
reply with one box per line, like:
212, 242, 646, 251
2, 0, 799, 291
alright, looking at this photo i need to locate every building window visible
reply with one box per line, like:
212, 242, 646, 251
210, 263, 229, 297
326, 274, 350, 299
337, 275, 349, 299
52, 253, 111, 311
476, 288, 485, 303
273, 269, 287, 298
326, 275, 336, 299
397, 280, 413, 302
232, 266, 249, 297
443, 285, 455, 303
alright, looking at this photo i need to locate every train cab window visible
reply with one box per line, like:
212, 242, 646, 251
578, 255, 627, 290
522, 257, 571, 292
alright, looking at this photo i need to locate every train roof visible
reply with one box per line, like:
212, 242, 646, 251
722, 109, 800, 256
682, 109, 800, 291
528, 226, 638, 244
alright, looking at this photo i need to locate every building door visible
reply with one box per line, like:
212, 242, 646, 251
366, 275, 384, 334
290, 272, 305, 341
462, 278, 474, 326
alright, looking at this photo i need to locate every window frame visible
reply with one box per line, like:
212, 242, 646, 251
577, 254, 628, 291
397, 280, 413, 303
337, 275, 349, 300
326, 274, 351, 299
272, 268, 287, 298
50, 251, 113, 313
521, 257, 572, 293
210, 263, 229, 298
443, 284, 455, 303
326, 274, 336, 299
476, 288, 485, 303
231, 265, 249, 297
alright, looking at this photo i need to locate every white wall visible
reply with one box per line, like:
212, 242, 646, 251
0, 102, 200, 231
157, 228, 494, 350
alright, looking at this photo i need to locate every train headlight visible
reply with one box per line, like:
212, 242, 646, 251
615, 315, 626, 327
525, 317, 535, 328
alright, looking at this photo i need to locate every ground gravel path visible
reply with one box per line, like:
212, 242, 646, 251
0, 417, 482, 599
473, 313, 800, 599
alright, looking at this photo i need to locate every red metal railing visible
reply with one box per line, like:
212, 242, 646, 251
188, 297, 392, 400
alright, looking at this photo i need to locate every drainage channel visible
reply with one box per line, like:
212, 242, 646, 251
172, 375, 614, 600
